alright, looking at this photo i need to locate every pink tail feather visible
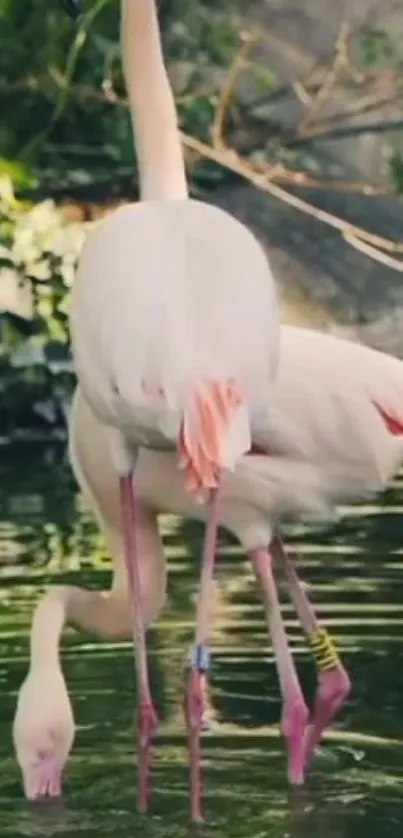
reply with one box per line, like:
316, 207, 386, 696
178, 379, 250, 497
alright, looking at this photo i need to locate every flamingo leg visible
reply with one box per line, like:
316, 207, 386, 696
271, 534, 351, 766
184, 486, 221, 823
120, 474, 158, 813
250, 547, 309, 786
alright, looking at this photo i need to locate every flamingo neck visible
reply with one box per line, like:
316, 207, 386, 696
29, 587, 126, 671
121, 0, 188, 201
29, 589, 69, 670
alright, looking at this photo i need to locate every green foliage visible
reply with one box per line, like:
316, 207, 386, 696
357, 26, 395, 67
0, 1, 248, 431
0, 177, 85, 437
2, 0, 403, 431
0, 1, 255, 431
0, 0, 244, 192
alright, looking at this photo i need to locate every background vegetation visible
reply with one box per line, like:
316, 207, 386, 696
1, 0, 403, 437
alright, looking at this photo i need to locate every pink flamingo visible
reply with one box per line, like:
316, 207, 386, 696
68, 0, 284, 822
13, 326, 403, 809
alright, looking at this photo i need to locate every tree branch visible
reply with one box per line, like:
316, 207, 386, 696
287, 117, 403, 147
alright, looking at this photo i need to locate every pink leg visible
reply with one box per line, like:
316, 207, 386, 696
184, 486, 221, 823
120, 475, 158, 814
271, 535, 351, 767
183, 667, 214, 730
250, 547, 309, 786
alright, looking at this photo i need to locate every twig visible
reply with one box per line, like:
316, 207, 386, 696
343, 232, 403, 272
182, 134, 403, 269
248, 159, 386, 195
288, 73, 403, 137
212, 31, 258, 149
298, 19, 352, 134
65, 81, 387, 193
19, 0, 112, 162
6, 16, 403, 273
246, 66, 402, 138
287, 116, 403, 147
292, 80, 312, 106
42, 77, 403, 269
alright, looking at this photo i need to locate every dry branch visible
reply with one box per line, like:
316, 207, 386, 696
4, 18, 403, 273
55, 78, 403, 273
297, 19, 353, 134
182, 132, 403, 272
212, 31, 259, 150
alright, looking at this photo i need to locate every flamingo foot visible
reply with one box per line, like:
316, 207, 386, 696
137, 700, 158, 813
184, 670, 205, 823
304, 667, 351, 766
26, 756, 62, 800
281, 699, 310, 786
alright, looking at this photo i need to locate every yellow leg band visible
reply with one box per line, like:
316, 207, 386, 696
307, 627, 340, 672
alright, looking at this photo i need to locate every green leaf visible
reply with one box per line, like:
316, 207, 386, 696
358, 27, 394, 66
0, 158, 37, 188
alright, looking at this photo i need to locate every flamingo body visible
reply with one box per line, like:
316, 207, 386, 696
69, 1, 282, 818
30, 0, 403, 817
273, 327, 403, 486
71, 198, 279, 483
14, 326, 403, 803
68, 324, 403, 791
71, 325, 403, 540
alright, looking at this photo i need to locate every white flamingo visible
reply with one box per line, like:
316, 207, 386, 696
68, 0, 285, 821
14, 326, 403, 807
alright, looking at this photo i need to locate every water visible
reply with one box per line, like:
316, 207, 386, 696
1, 443, 403, 837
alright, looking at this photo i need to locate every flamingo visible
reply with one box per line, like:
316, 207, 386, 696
13, 325, 403, 806
68, 0, 285, 821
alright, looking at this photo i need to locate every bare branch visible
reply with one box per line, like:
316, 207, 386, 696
343, 232, 403, 270
24, 75, 403, 270
212, 30, 258, 150
287, 116, 403, 147
297, 19, 353, 134
182, 132, 403, 271
4, 17, 403, 274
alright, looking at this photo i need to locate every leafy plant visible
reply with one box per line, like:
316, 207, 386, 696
0, 177, 88, 437
357, 26, 395, 67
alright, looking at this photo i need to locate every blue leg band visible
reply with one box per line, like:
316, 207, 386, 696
188, 644, 210, 672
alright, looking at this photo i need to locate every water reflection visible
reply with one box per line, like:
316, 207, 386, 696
0, 443, 403, 836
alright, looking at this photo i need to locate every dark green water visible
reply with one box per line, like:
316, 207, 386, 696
1, 443, 403, 838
